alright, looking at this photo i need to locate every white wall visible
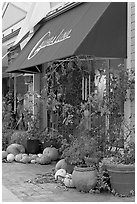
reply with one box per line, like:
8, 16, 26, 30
125, 2, 135, 142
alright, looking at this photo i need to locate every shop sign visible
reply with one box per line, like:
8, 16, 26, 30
28, 29, 72, 60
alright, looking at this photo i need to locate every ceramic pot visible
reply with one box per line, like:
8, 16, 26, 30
26, 139, 41, 154
72, 166, 97, 192
107, 164, 135, 196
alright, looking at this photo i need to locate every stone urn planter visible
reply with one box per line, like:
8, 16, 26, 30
107, 164, 135, 196
72, 166, 97, 192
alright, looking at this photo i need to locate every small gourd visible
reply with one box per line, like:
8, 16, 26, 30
7, 153, 15, 162
15, 154, 23, 162
20, 155, 31, 163
37, 153, 43, 157
22, 153, 28, 157
64, 175, 75, 188
35, 157, 40, 163
55, 169, 66, 181
38, 155, 51, 165
29, 154, 38, 160
31, 159, 36, 164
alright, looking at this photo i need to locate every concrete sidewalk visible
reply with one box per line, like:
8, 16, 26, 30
2, 162, 135, 202
2, 185, 21, 202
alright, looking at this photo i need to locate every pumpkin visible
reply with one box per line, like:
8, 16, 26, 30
15, 154, 23, 162
2, 151, 8, 160
20, 155, 31, 163
55, 169, 66, 181
22, 153, 28, 157
7, 153, 15, 162
55, 159, 74, 174
29, 154, 38, 160
31, 160, 36, 164
37, 155, 51, 165
7, 144, 25, 156
37, 153, 43, 157
35, 157, 41, 163
64, 176, 75, 188
55, 159, 67, 172
43, 147, 59, 161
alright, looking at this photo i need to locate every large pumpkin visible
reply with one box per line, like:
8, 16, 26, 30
55, 159, 74, 174
7, 153, 15, 162
2, 151, 8, 160
43, 147, 59, 161
7, 144, 25, 156
55, 159, 67, 172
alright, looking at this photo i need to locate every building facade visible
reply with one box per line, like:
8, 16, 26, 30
2, 2, 67, 113
4, 2, 135, 140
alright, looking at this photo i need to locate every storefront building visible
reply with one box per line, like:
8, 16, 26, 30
6, 2, 135, 140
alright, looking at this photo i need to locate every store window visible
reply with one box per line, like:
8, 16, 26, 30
94, 58, 125, 147
23, 74, 34, 113
44, 57, 125, 146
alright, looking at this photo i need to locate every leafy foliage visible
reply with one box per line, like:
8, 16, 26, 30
61, 127, 103, 167
2, 92, 15, 150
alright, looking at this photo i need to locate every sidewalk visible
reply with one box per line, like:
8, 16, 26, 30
2, 185, 21, 202
2, 162, 135, 202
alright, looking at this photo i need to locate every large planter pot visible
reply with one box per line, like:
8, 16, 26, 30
25, 139, 41, 154
107, 164, 135, 196
72, 166, 97, 192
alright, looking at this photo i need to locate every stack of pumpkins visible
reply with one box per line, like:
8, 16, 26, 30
3, 144, 75, 188
54, 159, 75, 188
2, 144, 59, 165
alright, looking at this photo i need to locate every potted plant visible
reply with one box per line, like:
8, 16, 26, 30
40, 128, 63, 150
61, 122, 104, 193
98, 65, 135, 196
101, 126, 135, 196
21, 112, 43, 154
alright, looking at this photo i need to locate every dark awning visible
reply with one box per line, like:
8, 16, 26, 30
6, 2, 127, 73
